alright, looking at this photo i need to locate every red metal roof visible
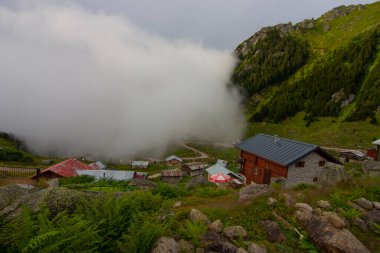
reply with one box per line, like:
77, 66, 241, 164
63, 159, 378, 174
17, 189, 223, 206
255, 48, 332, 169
39, 158, 96, 178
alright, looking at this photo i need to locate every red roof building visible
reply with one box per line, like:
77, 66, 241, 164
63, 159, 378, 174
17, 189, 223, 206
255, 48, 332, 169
32, 158, 96, 179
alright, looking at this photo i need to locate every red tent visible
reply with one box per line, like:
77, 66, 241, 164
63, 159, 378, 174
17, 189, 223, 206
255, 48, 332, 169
210, 173, 231, 183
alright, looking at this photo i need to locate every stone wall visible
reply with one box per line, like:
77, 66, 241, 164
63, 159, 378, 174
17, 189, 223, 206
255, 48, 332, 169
285, 152, 326, 187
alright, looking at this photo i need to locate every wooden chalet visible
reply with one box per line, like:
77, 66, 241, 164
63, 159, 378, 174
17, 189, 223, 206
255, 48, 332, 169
236, 134, 341, 187
165, 155, 183, 166
181, 162, 205, 176
160, 169, 183, 184
32, 158, 96, 179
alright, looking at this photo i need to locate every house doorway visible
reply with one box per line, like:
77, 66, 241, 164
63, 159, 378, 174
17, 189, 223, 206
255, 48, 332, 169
263, 168, 271, 184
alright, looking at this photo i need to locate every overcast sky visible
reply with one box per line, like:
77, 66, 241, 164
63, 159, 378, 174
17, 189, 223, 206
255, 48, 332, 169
1, 0, 378, 50
4, 0, 373, 50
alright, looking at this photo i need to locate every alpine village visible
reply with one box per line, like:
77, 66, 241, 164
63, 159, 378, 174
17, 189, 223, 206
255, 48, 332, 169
1, 2, 380, 253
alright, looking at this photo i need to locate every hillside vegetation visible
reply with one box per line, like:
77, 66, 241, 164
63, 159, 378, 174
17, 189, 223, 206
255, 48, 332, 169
233, 2, 380, 124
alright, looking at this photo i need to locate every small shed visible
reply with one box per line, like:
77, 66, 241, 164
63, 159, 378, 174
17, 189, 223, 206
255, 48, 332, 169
161, 169, 183, 184
339, 150, 366, 161
181, 162, 205, 176
76, 170, 136, 181
131, 161, 149, 169
165, 155, 183, 166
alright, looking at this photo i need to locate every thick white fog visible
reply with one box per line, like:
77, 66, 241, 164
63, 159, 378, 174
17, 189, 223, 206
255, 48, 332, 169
0, 3, 245, 159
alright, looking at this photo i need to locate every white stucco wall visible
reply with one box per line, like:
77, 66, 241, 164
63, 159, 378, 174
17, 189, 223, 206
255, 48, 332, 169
285, 152, 326, 187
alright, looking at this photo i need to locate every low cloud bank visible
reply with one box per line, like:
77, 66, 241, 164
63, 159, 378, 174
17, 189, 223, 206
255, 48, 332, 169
0, 3, 245, 159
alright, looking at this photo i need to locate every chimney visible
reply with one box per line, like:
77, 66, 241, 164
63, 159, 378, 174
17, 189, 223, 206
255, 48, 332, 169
274, 135, 278, 142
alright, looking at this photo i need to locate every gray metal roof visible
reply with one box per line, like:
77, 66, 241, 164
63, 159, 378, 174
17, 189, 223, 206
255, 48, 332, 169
235, 134, 319, 167
76, 170, 135, 181
165, 155, 182, 162
373, 139, 380, 145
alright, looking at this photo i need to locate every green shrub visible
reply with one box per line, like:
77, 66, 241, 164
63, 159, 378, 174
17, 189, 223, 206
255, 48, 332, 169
193, 186, 229, 198
340, 208, 361, 220
177, 220, 207, 248
59, 175, 95, 186
152, 183, 186, 199
293, 183, 317, 191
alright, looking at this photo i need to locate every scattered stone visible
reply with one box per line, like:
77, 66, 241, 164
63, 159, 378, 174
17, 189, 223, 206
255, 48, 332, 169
352, 217, 368, 231
201, 231, 237, 253
318, 164, 348, 186
195, 248, 205, 253
247, 242, 267, 253
347, 201, 367, 215
373, 201, 380, 210
327, 214, 346, 228
365, 209, 380, 224
237, 248, 248, 253
362, 160, 380, 176
151, 237, 180, 253
209, 219, 224, 233
280, 193, 295, 207
294, 203, 313, 213
173, 201, 182, 208
312, 208, 322, 216
179, 239, 194, 253
316, 200, 331, 209
239, 184, 273, 202
260, 220, 285, 243
295, 193, 305, 201
355, 198, 373, 210
267, 197, 277, 206
223, 225, 249, 241
296, 210, 370, 253
322, 211, 336, 217
189, 209, 211, 225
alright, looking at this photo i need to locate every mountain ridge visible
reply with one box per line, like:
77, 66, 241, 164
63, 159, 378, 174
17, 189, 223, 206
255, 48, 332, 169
233, 2, 380, 124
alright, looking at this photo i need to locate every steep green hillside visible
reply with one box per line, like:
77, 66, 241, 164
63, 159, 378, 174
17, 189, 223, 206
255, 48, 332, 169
234, 2, 380, 123
0, 132, 33, 163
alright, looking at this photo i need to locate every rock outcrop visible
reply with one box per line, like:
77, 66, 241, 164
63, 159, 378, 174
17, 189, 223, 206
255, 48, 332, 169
209, 219, 224, 233
296, 208, 370, 253
318, 164, 348, 186
239, 184, 273, 202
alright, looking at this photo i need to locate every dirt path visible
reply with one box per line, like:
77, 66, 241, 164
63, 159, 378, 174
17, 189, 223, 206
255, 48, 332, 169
181, 144, 209, 161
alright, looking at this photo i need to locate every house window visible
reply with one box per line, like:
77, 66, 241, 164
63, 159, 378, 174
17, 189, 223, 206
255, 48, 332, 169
319, 160, 326, 166
295, 161, 305, 167
313, 177, 318, 182
254, 167, 258, 175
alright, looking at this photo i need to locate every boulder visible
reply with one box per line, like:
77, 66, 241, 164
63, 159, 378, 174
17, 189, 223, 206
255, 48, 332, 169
317, 200, 331, 209
237, 248, 248, 253
327, 214, 346, 229
352, 217, 368, 231
280, 193, 295, 207
173, 201, 182, 208
239, 184, 273, 202
362, 160, 380, 176
209, 219, 224, 233
151, 237, 180, 253
294, 203, 313, 213
247, 242, 267, 253
373, 201, 380, 210
201, 231, 237, 253
223, 225, 249, 241
318, 164, 348, 186
267, 197, 277, 206
354, 198, 373, 210
295, 210, 370, 253
260, 220, 285, 243
179, 239, 194, 253
312, 208, 322, 216
189, 209, 211, 225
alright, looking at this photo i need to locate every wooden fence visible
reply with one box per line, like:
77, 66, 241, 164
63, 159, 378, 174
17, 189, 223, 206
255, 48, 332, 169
0, 167, 38, 179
